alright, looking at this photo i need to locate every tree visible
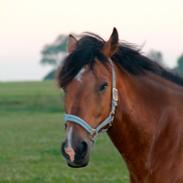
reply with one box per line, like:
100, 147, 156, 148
40, 34, 68, 80
147, 49, 164, 65
40, 34, 67, 67
174, 54, 183, 75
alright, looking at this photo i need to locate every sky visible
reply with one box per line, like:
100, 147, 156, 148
0, 0, 183, 81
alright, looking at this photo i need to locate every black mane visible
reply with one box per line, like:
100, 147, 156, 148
57, 33, 183, 87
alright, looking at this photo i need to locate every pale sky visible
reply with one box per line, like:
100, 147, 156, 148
0, 0, 183, 81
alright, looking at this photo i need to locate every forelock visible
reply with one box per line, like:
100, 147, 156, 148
57, 34, 108, 88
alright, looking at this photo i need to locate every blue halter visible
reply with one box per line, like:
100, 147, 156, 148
64, 58, 118, 138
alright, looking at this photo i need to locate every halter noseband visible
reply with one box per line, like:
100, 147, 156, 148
64, 58, 118, 139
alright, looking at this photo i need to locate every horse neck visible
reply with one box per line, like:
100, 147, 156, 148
107, 67, 177, 180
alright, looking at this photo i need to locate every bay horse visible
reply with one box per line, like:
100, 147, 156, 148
57, 28, 183, 183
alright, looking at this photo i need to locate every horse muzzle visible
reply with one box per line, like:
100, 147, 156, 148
61, 140, 90, 168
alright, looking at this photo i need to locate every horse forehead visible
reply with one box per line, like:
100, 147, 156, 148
73, 62, 107, 83
75, 68, 86, 82
74, 66, 94, 83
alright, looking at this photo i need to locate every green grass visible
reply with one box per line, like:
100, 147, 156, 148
0, 81, 129, 183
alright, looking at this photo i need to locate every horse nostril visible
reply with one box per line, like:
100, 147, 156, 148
76, 141, 88, 159
61, 142, 65, 154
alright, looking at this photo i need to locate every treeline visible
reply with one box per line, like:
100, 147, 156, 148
40, 35, 183, 80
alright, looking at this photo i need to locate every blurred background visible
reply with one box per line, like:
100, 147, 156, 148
0, 0, 183, 81
0, 0, 182, 183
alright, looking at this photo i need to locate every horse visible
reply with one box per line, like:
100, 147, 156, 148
57, 28, 183, 183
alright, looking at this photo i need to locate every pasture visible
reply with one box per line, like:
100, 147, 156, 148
0, 81, 129, 183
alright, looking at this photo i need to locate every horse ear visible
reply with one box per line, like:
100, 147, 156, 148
68, 34, 77, 53
103, 27, 119, 57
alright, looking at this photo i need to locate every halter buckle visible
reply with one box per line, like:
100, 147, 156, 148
113, 88, 118, 102
91, 128, 97, 136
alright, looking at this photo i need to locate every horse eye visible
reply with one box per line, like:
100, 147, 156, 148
99, 82, 108, 92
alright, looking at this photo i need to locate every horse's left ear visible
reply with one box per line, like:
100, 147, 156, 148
103, 27, 119, 57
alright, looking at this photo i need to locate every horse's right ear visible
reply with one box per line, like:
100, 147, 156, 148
67, 34, 77, 53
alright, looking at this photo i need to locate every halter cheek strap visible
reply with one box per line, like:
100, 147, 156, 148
64, 58, 118, 139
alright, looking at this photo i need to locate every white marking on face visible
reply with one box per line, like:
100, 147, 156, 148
65, 146, 75, 162
75, 68, 86, 82
65, 127, 75, 162
67, 127, 73, 148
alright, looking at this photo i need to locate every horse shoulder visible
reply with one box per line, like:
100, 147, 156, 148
147, 106, 183, 183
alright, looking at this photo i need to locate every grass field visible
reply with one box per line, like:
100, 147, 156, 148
0, 81, 129, 183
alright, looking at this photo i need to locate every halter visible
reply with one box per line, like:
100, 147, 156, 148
64, 58, 118, 139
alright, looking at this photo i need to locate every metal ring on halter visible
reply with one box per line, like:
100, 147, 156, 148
64, 58, 118, 140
